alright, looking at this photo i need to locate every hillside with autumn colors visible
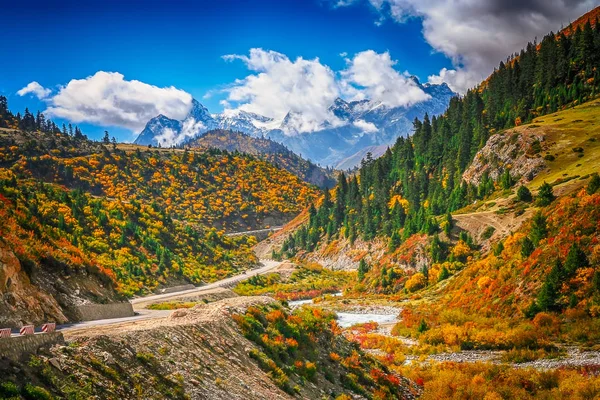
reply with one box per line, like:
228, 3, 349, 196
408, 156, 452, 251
0, 98, 320, 326
186, 129, 337, 188
3, 5, 600, 400
249, 9, 600, 398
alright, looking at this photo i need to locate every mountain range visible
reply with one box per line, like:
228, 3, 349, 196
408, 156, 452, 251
134, 78, 455, 168
186, 129, 336, 188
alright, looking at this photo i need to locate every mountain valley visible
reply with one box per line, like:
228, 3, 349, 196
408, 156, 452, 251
2, 4, 600, 400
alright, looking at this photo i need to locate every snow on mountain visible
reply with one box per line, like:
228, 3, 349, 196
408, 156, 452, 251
134, 79, 456, 167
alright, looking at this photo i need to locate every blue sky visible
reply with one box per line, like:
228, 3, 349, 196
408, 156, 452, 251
1, 0, 594, 141
0, 0, 451, 140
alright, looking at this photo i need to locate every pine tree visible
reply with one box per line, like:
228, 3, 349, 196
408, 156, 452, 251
500, 169, 513, 189
430, 234, 444, 263
517, 185, 532, 202
494, 241, 504, 257
536, 182, 555, 206
587, 173, 600, 194
389, 231, 401, 252
530, 212, 548, 246
103, 130, 110, 144
521, 236, 535, 258
444, 213, 453, 236
564, 243, 588, 275
537, 258, 565, 311
357, 259, 369, 282
438, 266, 450, 282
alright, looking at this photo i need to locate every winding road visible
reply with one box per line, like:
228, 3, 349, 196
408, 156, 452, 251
9, 260, 283, 337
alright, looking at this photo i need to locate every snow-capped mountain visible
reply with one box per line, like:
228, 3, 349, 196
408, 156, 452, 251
134, 114, 183, 146
134, 79, 455, 167
214, 109, 276, 135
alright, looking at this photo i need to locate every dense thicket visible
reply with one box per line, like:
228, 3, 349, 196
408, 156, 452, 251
282, 19, 600, 255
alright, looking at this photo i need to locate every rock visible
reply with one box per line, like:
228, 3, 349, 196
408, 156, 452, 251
463, 129, 546, 186
169, 309, 189, 319
48, 357, 62, 371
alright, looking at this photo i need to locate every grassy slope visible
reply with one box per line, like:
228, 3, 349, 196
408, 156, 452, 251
528, 99, 600, 190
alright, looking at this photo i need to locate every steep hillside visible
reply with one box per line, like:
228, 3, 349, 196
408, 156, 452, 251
272, 14, 600, 272
0, 100, 318, 325
463, 99, 600, 188
0, 297, 417, 399
186, 129, 336, 188
560, 6, 599, 36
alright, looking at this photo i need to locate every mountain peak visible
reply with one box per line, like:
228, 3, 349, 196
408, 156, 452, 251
188, 99, 213, 122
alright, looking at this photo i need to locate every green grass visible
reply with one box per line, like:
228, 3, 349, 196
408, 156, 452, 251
147, 301, 200, 310
524, 99, 600, 190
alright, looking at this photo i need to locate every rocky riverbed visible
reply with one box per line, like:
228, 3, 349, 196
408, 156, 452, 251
403, 347, 600, 370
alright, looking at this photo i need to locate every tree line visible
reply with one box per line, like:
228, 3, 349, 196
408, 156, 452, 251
0, 96, 87, 139
279, 19, 600, 256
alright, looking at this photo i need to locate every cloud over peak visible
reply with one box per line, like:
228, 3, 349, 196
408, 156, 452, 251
222, 48, 429, 133
20, 71, 193, 131
343, 0, 597, 93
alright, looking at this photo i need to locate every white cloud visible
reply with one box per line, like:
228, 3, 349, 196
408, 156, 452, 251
222, 48, 342, 134
353, 0, 597, 93
353, 119, 378, 133
222, 48, 430, 134
44, 71, 193, 131
17, 81, 51, 99
155, 117, 206, 147
341, 50, 430, 107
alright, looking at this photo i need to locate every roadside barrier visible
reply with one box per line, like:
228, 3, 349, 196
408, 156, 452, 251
19, 325, 34, 336
0, 323, 57, 339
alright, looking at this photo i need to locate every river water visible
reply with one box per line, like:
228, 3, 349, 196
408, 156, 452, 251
288, 294, 399, 328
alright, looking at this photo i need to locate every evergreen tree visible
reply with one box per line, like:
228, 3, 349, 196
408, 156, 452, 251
357, 259, 369, 282
521, 236, 535, 258
444, 213, 453, 236
536, 182, 555, 206
530, 212, 548, 246
102, 130, 110, 144
537, 258, 565, 311
564, 243, 588, 275
430, 234, 444, 263
516, 185, 532, 202
438, 266, 450, 282
587, 173, 600, 195
388, 231, 401, 252
500, 169, 513, 189
493, 241, 504, 257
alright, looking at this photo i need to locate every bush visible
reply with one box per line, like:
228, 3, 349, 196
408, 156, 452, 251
22, 384, 53, 400
532, 312, 560, 334
481, 226, 496, 240
406, 273, 427, 292
516, 186, 532, 202
0, 382, 19, 397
